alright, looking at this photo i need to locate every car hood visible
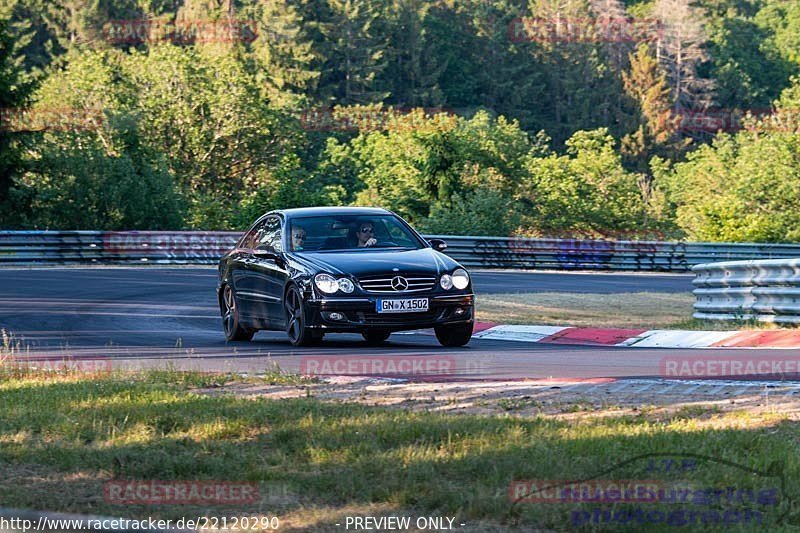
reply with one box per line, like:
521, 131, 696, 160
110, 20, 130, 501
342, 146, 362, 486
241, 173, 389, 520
288, 248, 461, 278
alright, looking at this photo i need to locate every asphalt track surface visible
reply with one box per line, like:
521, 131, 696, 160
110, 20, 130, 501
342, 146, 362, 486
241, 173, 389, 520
3, 266, 795, 382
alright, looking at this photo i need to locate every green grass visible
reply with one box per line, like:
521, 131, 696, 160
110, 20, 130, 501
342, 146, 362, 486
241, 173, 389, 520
476, 292, 694, 328
1, 371, 799, 530
261, 363, 321, 386
497, 397, 542, 411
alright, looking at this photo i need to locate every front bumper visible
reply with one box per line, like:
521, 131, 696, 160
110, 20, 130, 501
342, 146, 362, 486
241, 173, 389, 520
305, 293, 474, 332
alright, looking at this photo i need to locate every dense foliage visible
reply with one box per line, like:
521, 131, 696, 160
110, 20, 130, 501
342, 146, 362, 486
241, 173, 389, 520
657, 85, 800, 242
0, 0, 799, 241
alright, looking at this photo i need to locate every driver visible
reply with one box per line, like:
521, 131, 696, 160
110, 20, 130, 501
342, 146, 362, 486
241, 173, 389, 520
353, 220, 377, 247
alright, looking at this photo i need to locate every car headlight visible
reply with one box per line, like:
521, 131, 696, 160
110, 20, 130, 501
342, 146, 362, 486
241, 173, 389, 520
440, 273, 453, 290
338, 277, 354, 293
314, 273, 339, 294
452, 268, 469, 290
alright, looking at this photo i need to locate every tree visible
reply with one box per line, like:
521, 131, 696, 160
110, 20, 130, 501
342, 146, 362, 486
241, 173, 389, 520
14, 47, 182, 229
122, 45, 303, 227
381, 0, 445, 107
28, 0, 142, 51
756, 0, 800, 67
244, 0, 318, 108
19, 135, 183, 229
588, 0, 635, 122
321, 110, 532, 223
658, 132, 800, 242
620, 43, 687, 173
461, 0, 540, 126
656, 78, 800, 242
520, 0, 628, 144
652, 0, 715, 111
522, 128, 670, 236
0, 1, 36, 223
422, 186, 522, 236
706, 14, 793, 110
422, 2, 481, 110
28, 44, 305, 229
311, 0, 390, 105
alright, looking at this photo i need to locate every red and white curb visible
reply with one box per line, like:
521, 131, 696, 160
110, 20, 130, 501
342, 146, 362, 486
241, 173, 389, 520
472, 325, 800, 349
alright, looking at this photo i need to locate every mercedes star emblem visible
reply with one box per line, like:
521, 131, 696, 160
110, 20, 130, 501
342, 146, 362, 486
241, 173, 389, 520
390, 276, 409, 291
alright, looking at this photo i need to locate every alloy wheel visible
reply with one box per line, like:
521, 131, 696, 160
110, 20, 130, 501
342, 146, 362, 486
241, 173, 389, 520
285, 288, 304, 343
223, 285, 236, 337
221, 284, 254, 341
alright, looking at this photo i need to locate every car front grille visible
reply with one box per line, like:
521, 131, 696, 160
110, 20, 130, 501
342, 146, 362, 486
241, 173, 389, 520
358, 274, 436, 294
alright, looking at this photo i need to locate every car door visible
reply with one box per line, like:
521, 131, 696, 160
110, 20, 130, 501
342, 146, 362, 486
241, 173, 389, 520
227, 224, 261, 318
247, 216, 290, 328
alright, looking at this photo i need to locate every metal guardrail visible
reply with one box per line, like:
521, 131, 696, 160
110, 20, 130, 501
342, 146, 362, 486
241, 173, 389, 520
0, 231, 239, 265
2, 231, 800, 271
434, 236, 800, 271
693, 259, 800, 323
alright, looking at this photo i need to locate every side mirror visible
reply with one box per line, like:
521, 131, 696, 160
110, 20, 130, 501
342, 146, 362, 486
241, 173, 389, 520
428, 238, 448, 252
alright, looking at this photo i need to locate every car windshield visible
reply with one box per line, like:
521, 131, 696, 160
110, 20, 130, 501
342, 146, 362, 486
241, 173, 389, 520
288, 214, 424, 252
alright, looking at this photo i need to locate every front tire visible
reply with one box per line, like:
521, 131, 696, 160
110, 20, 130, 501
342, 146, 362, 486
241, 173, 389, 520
362, 329, 391, 345
434, 322, 473, 347
221, 285, 255, 341
284, 285, 316, 346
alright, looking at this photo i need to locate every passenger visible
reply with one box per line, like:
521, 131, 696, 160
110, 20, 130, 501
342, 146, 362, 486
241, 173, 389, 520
291, 225, 307, 251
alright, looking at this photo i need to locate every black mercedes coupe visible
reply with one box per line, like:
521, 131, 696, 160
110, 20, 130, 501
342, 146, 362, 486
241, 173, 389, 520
217, 207, 475, 346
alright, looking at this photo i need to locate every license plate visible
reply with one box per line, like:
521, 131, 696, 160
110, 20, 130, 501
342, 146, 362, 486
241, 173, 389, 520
376, 298, 429, 313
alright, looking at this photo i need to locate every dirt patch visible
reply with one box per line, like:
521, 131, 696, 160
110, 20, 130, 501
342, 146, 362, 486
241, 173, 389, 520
196, 377, 800, 423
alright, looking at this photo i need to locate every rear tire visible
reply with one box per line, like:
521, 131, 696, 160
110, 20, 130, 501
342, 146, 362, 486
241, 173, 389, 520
362, 329, 391, 345
285, 285, 316, 346
221, 285, 255, 342
434, 322, 473, 347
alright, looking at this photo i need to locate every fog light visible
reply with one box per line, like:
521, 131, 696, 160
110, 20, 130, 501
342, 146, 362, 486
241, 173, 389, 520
329, 312, 345, 321
454, 307, 466, 316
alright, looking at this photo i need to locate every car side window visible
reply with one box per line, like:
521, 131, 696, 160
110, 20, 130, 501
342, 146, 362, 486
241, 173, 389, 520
238, 226, 260, 249
253, 216, 283, 253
